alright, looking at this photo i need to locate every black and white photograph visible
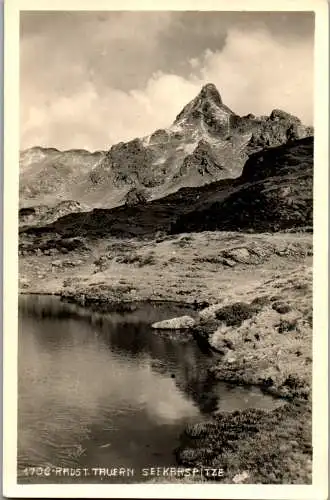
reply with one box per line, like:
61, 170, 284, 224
2, 1, 329, 498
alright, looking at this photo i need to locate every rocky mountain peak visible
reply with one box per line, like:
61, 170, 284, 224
174, 83, 235, 124
173, 83, 236, 133
199, 83, 223, 106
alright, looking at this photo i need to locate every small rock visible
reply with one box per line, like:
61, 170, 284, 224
213, 337, 235, 352
62, 260, 76, 267
199, 303, 224, 321
272, 302, 291, 314
51, 260, 62, 267
262, 377, 274, 387
76, 294, 86, 305
151, 315, 195, 330
19, 278, 30, 289
223, 338, 234, 350
224, 354, 237, 365
221, 258, 236, 267
251, 295, 269, 307
222, 247, 252, 264
232, 471, 250, 484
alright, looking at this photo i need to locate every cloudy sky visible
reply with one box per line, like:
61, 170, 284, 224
20, 11, 314, 151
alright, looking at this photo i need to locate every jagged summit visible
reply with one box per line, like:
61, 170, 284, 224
199, 83, 223, 106
173, 83, 236, 134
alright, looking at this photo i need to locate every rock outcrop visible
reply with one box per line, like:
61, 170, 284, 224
151, 316, 196, 330
124, 187, 149, 207
19, 200, 87, 228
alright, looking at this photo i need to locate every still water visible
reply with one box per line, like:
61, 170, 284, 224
18, 295, 281, 483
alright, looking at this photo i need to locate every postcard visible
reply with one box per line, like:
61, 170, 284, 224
3, 0, 329, 498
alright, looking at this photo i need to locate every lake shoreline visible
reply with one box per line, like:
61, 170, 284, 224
19, 230, 313, 484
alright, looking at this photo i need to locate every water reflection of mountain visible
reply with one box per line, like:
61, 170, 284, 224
19, 295, 221, 415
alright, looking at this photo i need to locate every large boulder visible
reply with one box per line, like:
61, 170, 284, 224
151, 315, 196, 330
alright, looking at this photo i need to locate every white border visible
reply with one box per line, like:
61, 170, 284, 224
3, 0, 329, 498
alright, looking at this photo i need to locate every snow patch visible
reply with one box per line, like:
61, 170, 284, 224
141, 134, 151, 147
153, 155, 167, 165
176, 142, 198, 155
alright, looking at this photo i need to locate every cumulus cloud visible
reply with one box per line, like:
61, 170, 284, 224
199, 29, 314, 123
20, 25, 314, 151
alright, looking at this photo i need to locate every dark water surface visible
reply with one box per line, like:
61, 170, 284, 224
18, 295, 281, 484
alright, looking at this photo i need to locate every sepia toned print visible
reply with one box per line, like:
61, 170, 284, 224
3, 1, 329, 499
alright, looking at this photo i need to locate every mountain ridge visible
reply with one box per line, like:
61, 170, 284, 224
20, 83, 313, 215
19, 136, 313, 254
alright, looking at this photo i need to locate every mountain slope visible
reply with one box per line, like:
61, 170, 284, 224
19, 147, 105, 208
19, 136, 313, 253
171, 136, 313, 233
